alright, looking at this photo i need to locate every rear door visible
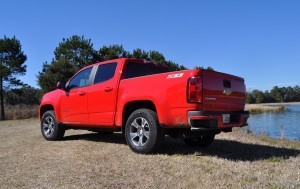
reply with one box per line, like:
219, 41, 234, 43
201, 71, 246, 112
87, 62, 119, 125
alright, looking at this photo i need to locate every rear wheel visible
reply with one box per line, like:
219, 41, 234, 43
125, 109, 164, 154
41, 110, 65, 141
183, 134, 215, 147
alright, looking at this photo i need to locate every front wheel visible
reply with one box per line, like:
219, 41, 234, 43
183, 134, 215, 147
125, 109, 164, 154
41, 110, 65, 141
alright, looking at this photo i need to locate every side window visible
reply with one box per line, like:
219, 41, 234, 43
94, 63, 117, 84
68, 67, 92, 90
124, 62, 169, 79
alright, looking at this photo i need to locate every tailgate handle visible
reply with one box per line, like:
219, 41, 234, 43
223, 80, 231, 88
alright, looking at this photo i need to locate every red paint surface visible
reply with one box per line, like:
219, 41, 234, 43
40, 58, 248, 130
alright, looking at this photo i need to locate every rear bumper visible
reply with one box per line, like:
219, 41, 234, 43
187, 111, 249, 131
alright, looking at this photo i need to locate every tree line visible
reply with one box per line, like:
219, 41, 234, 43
37, 35, 190, 93
247, 86, 300, 104
2, 35, 213, 120
2, 35, 300, 120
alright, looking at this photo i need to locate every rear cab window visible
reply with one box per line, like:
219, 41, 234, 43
94, 63, 117, 84
124, 62, 169, 79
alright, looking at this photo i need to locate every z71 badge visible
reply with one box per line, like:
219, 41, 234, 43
167, 73, 184, 79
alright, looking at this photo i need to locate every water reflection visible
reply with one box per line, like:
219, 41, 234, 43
246, 105, 300, 140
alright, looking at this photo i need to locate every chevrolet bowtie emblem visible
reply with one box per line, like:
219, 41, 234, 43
223, 88, 232, 95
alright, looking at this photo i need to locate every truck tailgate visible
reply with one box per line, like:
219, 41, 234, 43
201, 71, 246, 112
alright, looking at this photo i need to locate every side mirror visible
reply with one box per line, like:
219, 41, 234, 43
56, 81, 66, 90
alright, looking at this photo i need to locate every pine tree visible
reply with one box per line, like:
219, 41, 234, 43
0, 36, 27, 120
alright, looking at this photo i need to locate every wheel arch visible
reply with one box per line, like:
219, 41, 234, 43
121, 100, 157, 133
39, 104, 54, 120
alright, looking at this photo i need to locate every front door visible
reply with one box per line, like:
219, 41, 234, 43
60, 67, 92, 124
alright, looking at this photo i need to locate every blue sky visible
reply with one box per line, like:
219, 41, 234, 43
1, 0, 300, 91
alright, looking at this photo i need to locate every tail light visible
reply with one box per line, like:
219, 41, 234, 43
187, 76, 203, 103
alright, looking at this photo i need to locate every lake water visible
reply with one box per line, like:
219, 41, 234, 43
246, 105, 300, 140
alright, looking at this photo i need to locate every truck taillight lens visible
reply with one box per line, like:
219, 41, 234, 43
188, 76, 203, 103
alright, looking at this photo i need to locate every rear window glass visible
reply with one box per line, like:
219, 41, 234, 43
124, 62, 169, 79
94, 63, 117, 84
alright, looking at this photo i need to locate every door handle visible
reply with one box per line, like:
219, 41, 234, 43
104, 87, 113, 92
79, 91, 86, 96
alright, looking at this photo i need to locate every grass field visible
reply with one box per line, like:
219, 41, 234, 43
0, 119, 299, 189
4, 105, 38, 120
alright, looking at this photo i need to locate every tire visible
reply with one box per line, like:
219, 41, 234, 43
183, 134, 215, 147
125, 109, 164, 154
41, 110, 65, 141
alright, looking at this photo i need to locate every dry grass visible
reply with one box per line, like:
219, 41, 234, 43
4, 105, 38, 120
0, 119, 299, 189
245, 104, 286, 114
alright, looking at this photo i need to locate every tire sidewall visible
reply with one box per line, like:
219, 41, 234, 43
125, 109, 159, 154
41, 110, 60, 140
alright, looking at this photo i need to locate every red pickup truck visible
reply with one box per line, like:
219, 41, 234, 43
39, 58, 249, 153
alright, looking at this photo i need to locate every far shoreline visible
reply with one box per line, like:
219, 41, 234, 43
245, 102, 300, 114
248, 102, 300, 106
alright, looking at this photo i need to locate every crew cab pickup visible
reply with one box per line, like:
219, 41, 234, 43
39, 58, 249, 153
